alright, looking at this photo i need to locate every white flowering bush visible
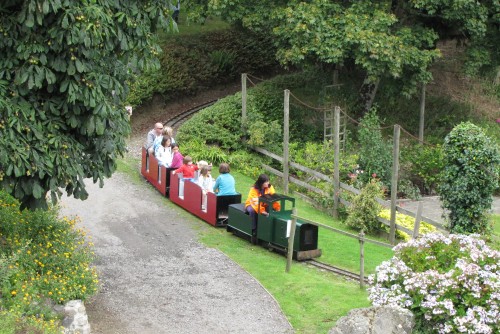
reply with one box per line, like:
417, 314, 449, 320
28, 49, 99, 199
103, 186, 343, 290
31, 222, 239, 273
368, 233, 499, 333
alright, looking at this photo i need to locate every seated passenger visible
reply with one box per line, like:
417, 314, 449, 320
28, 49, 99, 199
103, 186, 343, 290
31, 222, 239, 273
153, 126, 176, 153
145, 122, 163, 154
213, 163, 237, 196
155, 135, 172, 167
173, 155, 198, 179
194, 160, 209, 182
244, 174, 280, 243
197, 165, 213, 211
170, 143, 183, 169
164, 126, 176, 144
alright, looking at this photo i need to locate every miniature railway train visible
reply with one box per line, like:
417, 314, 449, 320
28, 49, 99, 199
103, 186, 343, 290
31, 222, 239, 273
141, 147, 321, 260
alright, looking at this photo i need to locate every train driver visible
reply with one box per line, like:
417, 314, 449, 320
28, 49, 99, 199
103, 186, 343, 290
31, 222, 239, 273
244, 174, 280, 243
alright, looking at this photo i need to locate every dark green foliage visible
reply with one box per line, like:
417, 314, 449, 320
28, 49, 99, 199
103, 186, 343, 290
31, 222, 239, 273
438, 122, 500, 234
177, 94, 244, 150
226, 149, 266, 180
179, 139, 230, 164
126, 26, 279, 107
401, 143, 444, 195
177, 71, 326, 156
345, 179, 384, 233
289, 141, 358, 183
357, 108, 392, 186
0, 1, 169, 209
245, 71, 325, 144
374, 79, 472, 142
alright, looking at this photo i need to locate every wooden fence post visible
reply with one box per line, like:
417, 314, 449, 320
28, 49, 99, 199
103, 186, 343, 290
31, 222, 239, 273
286, 207, 297, 273
333, 107, 340, 218
283, 89, 290, 195
241, 73, 247, 132
412, 201, 423, 239
419, 83, 426, 143
359, 230, 365, 289
390, 125, 400, 245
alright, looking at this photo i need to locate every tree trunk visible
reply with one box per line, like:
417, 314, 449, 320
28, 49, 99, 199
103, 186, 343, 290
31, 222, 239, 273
359, 76, 380, 116
494, 66, 500, 85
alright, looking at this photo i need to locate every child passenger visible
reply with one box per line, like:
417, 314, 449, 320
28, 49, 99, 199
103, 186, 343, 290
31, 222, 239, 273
197, 165, 213, 211
155, 136, 172, 167
213, 163, 237, 196
170, 143, 183, 169
173, 156, 198, 179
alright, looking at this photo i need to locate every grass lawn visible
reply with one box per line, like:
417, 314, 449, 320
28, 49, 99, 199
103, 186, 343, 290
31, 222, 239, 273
226, 169, 394, 275
159, 15, 229, 40
491, 214, 500, 249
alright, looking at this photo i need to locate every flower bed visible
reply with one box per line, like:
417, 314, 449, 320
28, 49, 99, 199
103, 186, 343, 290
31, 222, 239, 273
368, 233, 499, 333
0, 190, 98, 331
379, 209, 436, 241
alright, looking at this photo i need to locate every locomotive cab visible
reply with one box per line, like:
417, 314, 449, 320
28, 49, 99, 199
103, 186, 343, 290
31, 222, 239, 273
227, 193, 321, 260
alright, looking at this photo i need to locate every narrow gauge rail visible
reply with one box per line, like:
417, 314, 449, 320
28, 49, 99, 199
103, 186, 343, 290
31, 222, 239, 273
166, 99, 217, 128
305, 259, 369, 284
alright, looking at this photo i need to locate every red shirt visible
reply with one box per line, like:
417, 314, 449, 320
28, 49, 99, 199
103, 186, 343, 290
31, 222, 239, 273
175, 164, 199, 179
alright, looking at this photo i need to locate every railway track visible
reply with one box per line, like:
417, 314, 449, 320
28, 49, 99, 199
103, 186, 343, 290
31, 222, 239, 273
165, 100, 218, 128
305, 259, 369, 284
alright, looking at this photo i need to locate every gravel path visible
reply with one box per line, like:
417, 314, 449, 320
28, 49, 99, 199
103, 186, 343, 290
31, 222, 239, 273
394, 196, 500, 224
59, 173, 293, 334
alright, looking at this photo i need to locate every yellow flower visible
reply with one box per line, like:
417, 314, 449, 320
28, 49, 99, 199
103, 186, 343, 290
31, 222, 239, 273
11, 290, 17, 296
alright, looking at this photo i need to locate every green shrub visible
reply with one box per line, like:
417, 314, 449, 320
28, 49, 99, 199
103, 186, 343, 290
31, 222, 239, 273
226, 150, 266, 179
0, 190, 98, 327
247, 71, 325, 143
357, 108, 392, 187
438, 122, 500, 234
179, 139, 230, 165
177, 94, 244, 150
209, 50, 236, 75
397, 178, 421, 200
345, 179, 384, 233
401, 143, 444, 195
247, 119, 282, 152
289, 141, 359, 182
178, 71, 328, 156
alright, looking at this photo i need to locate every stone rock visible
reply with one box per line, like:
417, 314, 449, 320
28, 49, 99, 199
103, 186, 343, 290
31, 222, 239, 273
329, 306, 414, 334
53, 300, 92, 334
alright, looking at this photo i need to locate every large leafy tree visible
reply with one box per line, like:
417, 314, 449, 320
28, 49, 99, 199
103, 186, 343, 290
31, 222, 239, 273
0, 0, 171, 209
187, 0, 499, 110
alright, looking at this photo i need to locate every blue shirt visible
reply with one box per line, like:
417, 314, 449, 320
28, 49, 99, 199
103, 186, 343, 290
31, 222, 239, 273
213, 173, 237, 196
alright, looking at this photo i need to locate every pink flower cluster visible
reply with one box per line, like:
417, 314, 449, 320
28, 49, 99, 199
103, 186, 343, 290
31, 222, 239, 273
368, 233, 499, 333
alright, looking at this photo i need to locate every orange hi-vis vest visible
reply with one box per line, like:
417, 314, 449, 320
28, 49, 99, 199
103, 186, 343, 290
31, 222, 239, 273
244, 185, 280, 214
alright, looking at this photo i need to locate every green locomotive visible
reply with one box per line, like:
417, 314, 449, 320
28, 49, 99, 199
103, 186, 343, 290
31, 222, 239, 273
227, 194, 321, 260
